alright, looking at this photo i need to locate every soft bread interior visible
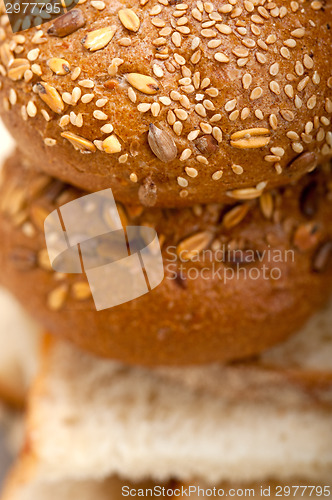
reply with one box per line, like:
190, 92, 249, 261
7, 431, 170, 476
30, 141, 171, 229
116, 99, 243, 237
25, 310, 332, 484
0, 288, 42, 408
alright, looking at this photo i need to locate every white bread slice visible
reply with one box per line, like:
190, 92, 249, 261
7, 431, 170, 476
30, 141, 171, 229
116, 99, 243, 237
23, 296, 332, 485
0, 288, 42, 408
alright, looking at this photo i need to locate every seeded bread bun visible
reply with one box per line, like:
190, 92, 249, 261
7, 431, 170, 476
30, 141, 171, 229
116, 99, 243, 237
0, 151, 332, 365
0, 0, 331, 207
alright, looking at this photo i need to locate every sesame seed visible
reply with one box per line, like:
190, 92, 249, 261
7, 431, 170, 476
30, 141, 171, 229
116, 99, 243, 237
91, 0, 105, 10
71, 67, 81, 81
250, 87, 263, 100
177, 176, 188, 187
41, 109, 50, 122
297, 76, 310, 92
210, 114, 221, 122
291, 27, 305, 38
180, 149, 192, 161
27, 48, 39, 61
256, 52, 267, 64
93, 110, 108, 120
255, 109, 264, 120
241, 108, 250, 120
225, 98, 237, 112
269, 62, 279, 76
269, 114, 278, 130
78, 79, 95, 89
119, 154, 128, 164
295, 95, 303, 109
185, 167, 198, 178
81, 94, 94, 104
271, 147, 285, 156
153, 64, 164, 78
284, 85, 294, 99
284, 38, 297, 48
195, 103, 207, 117
196, 155, 208, 165
307, 95, 317, 110
280, 109, 295, 121
173, 121, 183, 136
280, 47, 291, 59
59, 115, 70, 128
72, 87, 81, 104
151, 102, 161, 116
212, 170, 223, 180
188, 130, 200, 141
100, 124, 113, 134
292, 142, 304, 153
128, 87, 137, 103
214, 52, 229, 63
287, 131, 299, 141
242, 73, 252, 89
8, 88, 16, 105
312, 72, 320, 85
200, 122, 212, 134
62, 92, 73, 105
26, 100, 37, 117
269, 81, 280, 95
232, 164, 243, 174
137, 103, 151, 113
96, 98, 108, 108
303, 54, 314, 69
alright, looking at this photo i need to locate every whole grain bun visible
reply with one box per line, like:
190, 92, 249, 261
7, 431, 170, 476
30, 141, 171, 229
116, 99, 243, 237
0, 151, 332, 365
0, 0, 331, 207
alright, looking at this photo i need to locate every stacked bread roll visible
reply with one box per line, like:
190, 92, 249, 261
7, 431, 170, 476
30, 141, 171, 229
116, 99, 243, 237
0, 0, 331, 495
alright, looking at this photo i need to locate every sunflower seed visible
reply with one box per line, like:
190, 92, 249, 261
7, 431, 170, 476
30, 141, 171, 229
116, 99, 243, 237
287, 152, 318, 173
148, 124, 177, 162
195, 135, 218, 156
47, 9, 86, 37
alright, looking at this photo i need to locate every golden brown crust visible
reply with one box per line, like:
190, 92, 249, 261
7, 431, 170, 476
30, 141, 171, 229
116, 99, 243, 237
0, 151, 332, 366
0, 0, 331, 206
